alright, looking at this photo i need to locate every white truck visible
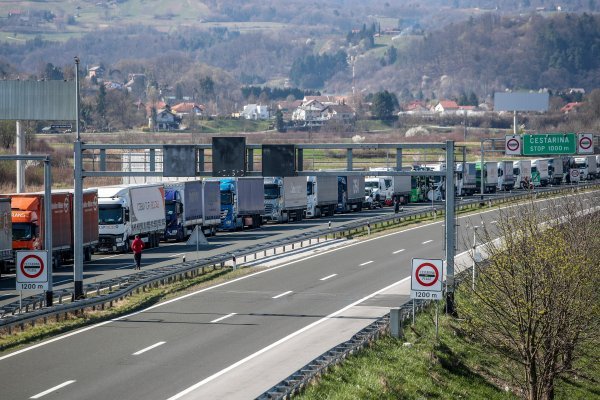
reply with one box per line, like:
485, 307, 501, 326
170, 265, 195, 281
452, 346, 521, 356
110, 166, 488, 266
531, 159, 550, 187
306, 176, 338, 218
547, 157, 564, 185
456, 163, 477, 196
573, 157, 596, 180
497, 161, 515, 191
263, 176, 307, 223
97, 184, 166, 252
513, 160, 532, 189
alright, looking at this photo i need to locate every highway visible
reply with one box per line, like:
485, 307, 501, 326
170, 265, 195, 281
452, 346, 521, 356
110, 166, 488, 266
2, 191, 596, 400
0, 205, 424, 307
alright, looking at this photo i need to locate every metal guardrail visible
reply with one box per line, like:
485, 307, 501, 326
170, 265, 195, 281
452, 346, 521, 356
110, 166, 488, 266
1, 182, 597, 333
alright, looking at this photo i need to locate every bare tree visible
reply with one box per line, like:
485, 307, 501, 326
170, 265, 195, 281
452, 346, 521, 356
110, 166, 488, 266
457, 194, 600, 400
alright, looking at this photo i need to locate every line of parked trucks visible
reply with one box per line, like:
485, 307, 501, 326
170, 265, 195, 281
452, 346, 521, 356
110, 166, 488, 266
0, 154, 598, 276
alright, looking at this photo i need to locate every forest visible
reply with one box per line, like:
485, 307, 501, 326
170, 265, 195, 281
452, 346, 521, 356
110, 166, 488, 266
0, 2, 599, 119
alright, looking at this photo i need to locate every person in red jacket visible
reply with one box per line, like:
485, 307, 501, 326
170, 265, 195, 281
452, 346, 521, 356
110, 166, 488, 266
131, 235, 144, 270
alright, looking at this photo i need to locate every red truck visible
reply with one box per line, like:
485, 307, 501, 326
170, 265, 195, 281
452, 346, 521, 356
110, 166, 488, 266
4, 189, 98, 269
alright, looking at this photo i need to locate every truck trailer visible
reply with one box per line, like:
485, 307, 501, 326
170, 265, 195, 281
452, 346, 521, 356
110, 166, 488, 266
0, 198, 12, 277
497, 161, 515, 191
263, 176, 307, 223
337, 175, 365, 213
548, 158, 564, 185
97, 184, 165, 252
218, 177, 264, 231
306, 176, 338, 218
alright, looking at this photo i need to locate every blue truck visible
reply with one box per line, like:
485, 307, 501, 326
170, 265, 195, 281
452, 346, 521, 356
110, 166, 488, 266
163, 180, 221, 241
218, 177, 264, 231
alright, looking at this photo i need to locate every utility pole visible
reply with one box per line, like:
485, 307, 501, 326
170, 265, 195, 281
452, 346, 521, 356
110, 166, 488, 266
73, 56, 84, 299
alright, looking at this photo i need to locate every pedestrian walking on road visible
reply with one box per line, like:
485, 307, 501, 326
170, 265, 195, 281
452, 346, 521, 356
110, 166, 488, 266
132, 235, 144, 270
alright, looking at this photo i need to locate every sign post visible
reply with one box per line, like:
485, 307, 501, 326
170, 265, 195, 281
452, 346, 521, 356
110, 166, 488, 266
411, 258, 443, 339
16, 250, 49, 291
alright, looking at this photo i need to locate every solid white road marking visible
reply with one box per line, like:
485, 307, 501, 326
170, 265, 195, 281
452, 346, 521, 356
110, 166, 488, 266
392, 249, 405, 254
116, 264, 135, 270
422, 240, 433, 244
320, 274, 337, 281
272, 291, 293, 299
30, 380, 76, 399
359, 261, 373, 266
132, 341, 166, 356
210, 313, 237, 323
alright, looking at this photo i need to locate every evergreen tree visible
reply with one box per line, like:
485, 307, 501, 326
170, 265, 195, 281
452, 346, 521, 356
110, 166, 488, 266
275, 109, 285, 132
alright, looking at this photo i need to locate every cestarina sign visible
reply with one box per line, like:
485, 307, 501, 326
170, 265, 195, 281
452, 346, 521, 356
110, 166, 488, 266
410, 258, 443, 300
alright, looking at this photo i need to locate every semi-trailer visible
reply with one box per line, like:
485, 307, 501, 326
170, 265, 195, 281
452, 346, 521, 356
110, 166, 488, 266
475, 162, 499, 193
306, 176, 338, 218
456, 163, 477, 196
97, 184, 165, 252
0, 198, 12, 277
163, 180, 221, 241
497, 161, 515, 191
4, 189, 98, 267
547, 157, 564, 185
337, 174, 365, 213
263, 176, 307, 223
218, 177, 264, 230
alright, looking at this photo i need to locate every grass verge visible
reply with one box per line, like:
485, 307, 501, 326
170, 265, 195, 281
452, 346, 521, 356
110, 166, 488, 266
295, 305, 600, 400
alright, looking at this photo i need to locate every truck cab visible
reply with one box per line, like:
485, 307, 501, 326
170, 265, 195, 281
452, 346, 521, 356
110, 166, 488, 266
164, 189, 183, 241
97, 195, 129, 252
513, 160, 532, 189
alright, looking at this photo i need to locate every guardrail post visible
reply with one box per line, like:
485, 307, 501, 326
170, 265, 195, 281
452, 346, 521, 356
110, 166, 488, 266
390, 308, 403, 338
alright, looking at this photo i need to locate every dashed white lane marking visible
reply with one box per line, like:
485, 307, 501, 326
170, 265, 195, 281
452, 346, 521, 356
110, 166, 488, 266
392, 249, 405, 254
272, 291, 293, 299
210, 313, 237, 323
320, 274, 337, 281
116, 264, 135, 270
359, 261, 373, 266
30, 380, 76, 399
422, 240, 433, 244
132, 341, 166, 356
490, 220, 498, 224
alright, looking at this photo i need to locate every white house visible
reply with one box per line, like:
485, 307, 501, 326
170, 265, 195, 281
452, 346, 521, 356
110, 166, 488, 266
292, 100, 326, 122
241, 104, 270, 120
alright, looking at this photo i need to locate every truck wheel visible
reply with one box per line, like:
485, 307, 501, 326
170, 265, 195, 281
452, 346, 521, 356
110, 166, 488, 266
84, 247, 92, 262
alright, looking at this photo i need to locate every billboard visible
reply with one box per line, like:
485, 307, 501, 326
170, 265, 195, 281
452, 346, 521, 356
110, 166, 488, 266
0, 81, 76, 121
262, 144, 296, 177
212, 137, 246, 177
494, 92, 549, 112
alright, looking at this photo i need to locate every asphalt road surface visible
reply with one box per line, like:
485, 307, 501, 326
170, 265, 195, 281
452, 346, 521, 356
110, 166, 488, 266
2, 191, 597, 400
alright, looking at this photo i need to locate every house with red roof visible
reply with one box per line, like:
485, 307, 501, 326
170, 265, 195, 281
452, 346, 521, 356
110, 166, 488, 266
560, 102, 582, 114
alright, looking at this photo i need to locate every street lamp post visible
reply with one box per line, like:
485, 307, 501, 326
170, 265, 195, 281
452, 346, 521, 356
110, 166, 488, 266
73, 56, 84, 299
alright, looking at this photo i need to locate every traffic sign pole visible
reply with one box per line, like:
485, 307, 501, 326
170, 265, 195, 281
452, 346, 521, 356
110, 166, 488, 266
44, 159, 53, 307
